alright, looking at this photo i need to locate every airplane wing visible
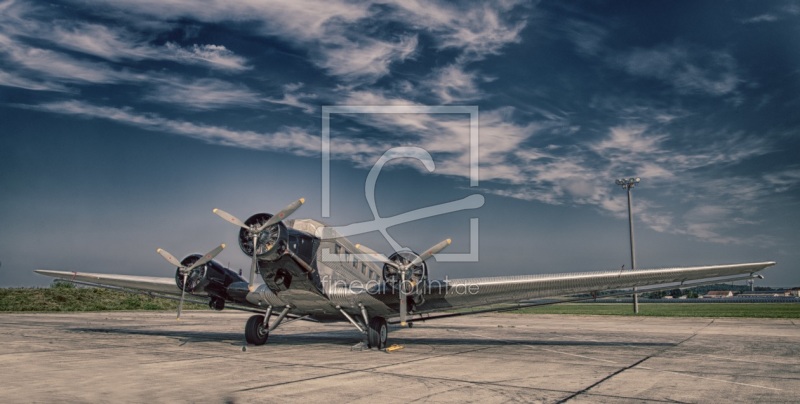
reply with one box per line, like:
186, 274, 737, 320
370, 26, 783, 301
386, 261, 775, 319
33, 269, 316, 318
35, 270, 180, 295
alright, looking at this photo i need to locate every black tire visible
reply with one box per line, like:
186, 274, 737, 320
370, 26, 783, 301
209, 298, 225, 311
245, 315, 269, 345
367, 317, 388, 349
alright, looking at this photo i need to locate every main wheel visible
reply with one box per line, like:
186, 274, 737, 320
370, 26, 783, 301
209, 297, 225, 311
367, 317, 388, 349
245, 314, 269, 345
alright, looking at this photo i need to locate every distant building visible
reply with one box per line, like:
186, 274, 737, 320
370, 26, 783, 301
704, 291, 733, 298
738, 290, 798, 298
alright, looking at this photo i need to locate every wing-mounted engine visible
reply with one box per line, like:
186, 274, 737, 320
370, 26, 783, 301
237, 213, 288, 262
157, 243, 245, 318
174, 255, 244, 298
356, 238, 451, 326
383, 251, 428, 308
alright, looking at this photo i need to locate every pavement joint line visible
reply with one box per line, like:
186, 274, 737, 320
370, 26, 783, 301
555, 355, 658, 404
635, 365, 783, 392
234, 343, 501, 393
559, 317, 782, 399
460, 317, 786, 402
454, 329, 620, 364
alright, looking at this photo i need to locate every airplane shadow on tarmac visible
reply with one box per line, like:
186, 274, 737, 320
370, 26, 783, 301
67, 327, 675, 348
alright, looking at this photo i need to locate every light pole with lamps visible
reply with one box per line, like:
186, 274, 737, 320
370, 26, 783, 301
615, 177, 641, 314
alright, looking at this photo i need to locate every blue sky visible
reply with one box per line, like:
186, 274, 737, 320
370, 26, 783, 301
1, 0, 798, 287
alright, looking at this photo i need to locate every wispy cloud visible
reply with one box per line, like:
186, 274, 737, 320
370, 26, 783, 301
26, 100, 323, 155
0, 69, 70, 92
0, 33, 135, 84
741, 14, 779, 24
614, 44, 741, 96
564, 19, 608, 56
315, 34, 419, 84
0, 1, 251, 72
163, 43, 250, 71
263, 83, 317, 114
389, 0, 528, 62
423, 64, 484, 103
144, 78, 261, 111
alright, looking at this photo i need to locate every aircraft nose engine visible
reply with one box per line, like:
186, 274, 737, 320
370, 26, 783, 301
238, 213, 288, 261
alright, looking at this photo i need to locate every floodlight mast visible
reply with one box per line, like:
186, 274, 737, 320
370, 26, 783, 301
615, 177, 641, 314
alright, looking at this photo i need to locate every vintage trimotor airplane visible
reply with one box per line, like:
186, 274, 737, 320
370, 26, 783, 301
36, 198, 775, 349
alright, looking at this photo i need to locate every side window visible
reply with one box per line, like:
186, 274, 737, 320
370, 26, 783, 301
334, 244, 341, 254
361, 262, 366, 275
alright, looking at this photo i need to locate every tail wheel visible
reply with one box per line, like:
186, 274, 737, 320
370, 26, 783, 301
367, 317, 388, 349
245, 314, 269, 345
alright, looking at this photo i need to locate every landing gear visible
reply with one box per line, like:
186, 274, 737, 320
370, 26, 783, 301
367, 317, 388, 349
208, 297, 225, 311
245, 315, 269, 345
243, 306, 291, 346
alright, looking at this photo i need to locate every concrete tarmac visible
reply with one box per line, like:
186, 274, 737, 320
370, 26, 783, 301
0, 311, 798, 403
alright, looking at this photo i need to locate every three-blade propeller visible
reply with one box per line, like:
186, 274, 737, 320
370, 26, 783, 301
156, 243, 225, 319
355, 238, 451, 326
212, 198, 305, 290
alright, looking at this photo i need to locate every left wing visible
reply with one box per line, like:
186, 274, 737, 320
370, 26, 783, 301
440, 261, 774, 307
35, 270, 180, 295
389, 261, 775, 316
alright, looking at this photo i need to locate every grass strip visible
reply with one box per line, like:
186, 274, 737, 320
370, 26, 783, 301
511, 303, 800, 318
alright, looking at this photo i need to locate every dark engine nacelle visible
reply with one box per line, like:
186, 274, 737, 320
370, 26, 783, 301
237, 213, 288, 262
175, 255, 246, 300
383, 250, 429, 290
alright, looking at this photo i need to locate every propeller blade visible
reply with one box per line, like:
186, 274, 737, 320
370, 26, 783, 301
177, 272, 188, 319
156, 248, 183, 268
354, 243, 399, 269
249, 234, 258, 288
399, 268, 408, 326
258, 198, 305, 231
212, 208, 249, 230
408, 238, 451, 268
187, 243, 226, 271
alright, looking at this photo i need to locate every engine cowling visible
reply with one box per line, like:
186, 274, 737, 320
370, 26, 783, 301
383, 250, 429, 312
237, 213, 288, 262
175, 255, 246, 298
